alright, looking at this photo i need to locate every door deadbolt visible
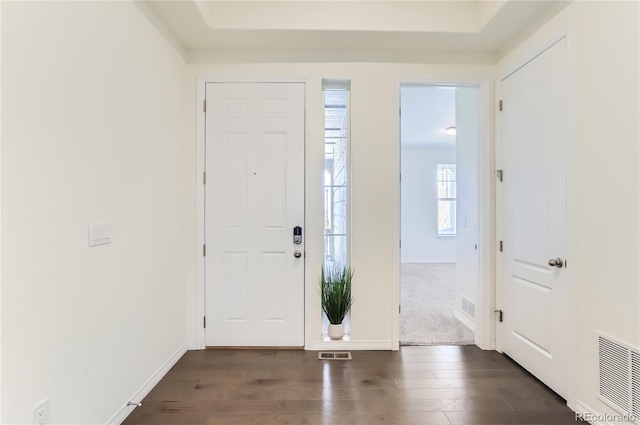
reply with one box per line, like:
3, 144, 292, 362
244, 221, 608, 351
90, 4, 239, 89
293, 226, 302, 245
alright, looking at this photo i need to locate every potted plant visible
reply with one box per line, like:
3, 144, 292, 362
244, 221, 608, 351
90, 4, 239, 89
320, 265, 355, 340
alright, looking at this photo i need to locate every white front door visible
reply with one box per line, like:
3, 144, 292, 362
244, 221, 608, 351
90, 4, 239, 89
205, 82, 305, 347
500, 37, 570, 397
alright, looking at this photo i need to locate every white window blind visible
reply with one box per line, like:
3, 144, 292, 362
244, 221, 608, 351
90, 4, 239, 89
437, 164, 456, 236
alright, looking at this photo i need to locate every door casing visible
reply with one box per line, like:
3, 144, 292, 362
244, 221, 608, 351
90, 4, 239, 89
195, 77, 313, 350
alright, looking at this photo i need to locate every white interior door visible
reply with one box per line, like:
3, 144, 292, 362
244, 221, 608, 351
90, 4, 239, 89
500, 37, 570, 397
205, 82, 305, 347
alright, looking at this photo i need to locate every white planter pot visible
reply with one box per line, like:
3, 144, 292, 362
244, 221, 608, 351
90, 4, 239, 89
328, 323, 345, 340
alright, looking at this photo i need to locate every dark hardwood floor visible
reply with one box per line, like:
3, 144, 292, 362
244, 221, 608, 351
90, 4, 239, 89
122, 345, 583, 425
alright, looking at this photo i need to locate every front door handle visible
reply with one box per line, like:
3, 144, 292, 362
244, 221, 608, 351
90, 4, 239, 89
294, 250, 302, 258
548, 258, 564, 268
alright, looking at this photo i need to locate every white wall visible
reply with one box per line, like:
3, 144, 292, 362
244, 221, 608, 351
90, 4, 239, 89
186, 63, 494, 351
401, 147, 457, 263
0, 1, 3, 421
1, 2, 190, 423
3, 0, 634, 422
497, 0, 639, 418
455, 87, 479, 323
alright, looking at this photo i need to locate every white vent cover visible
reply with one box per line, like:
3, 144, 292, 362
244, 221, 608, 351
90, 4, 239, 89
598, 334, 640, 424
461, 296, 475, 318
633, 351, 640, 419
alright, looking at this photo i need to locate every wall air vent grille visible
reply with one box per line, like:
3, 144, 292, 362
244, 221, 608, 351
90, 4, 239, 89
599, 336, 630, 411
598, 334, 640, 424
461, 296, 475, 318
632, 351, 640, 419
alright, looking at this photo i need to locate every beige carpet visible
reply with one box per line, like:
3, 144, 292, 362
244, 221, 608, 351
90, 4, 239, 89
401, 263, 474, 345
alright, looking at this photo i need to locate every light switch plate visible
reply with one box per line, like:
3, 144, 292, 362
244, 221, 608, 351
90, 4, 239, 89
89, 223, 112, 247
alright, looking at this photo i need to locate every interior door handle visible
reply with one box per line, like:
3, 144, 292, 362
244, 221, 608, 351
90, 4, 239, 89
548, 258, 564, 268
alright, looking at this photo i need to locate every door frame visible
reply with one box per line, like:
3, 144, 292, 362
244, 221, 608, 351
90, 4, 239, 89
495, 30, 576, 402
395, 78, 494, 350
195, 77, 312, 350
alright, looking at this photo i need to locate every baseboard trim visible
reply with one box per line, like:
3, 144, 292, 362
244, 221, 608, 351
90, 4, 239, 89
572, 400, 609, 425
308, 340, 393, 351
401, 258, 456, 264
453, 310, 475, 333
187, 340, 199, 350
106, 343, 188, 425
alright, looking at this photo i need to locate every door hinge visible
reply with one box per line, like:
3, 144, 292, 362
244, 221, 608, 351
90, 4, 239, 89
496, 169, 503, 182
203, 172, 206, 184
203, 99, 207, 113
499, 100, 503, 111
203, 244, 206, 256
399, 239, 401, 248
399, 305, 401, 314
203, 316, 206, 328
499, 241, 503, 252
495, 309, 503, 322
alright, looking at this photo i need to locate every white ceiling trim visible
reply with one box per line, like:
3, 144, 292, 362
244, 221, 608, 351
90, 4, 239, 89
140, 0, 572, 64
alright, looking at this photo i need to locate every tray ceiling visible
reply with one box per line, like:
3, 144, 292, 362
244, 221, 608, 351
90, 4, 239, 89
139, 0, 571, 63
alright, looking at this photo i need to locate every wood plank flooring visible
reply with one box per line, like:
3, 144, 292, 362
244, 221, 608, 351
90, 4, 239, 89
122, 346, 583, 425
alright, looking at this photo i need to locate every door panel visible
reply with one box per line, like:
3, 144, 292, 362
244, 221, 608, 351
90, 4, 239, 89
224, 134, 248, 229
501, 37, 569, 397
205, 82, 305, 347
262, 133, 287, 228
223, 252, 248, 321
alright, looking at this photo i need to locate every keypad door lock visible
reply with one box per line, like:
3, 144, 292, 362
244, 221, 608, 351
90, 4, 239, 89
293, 226, 302, 245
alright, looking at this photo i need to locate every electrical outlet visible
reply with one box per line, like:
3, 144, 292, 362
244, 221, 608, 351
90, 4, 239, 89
32, 398, 48, 425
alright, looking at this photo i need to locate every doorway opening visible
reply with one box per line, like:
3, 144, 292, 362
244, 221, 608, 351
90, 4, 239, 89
400, 85, 479, 346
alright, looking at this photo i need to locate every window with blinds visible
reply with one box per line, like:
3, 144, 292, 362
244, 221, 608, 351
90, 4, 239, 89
437, 164, 457, 236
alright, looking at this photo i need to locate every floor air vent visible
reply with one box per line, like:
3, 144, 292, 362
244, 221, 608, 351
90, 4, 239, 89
598, 334, 640, 424
318, 352, 352, 360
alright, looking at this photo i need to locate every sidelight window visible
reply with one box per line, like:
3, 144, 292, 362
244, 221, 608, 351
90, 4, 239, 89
323, 83, 350, 268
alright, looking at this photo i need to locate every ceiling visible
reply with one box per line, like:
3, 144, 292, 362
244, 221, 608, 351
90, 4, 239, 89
139, 0, 571, 63
137, 1, 570, 147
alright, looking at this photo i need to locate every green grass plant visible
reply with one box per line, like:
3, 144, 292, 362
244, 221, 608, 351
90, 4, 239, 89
320, 266, 354, 325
